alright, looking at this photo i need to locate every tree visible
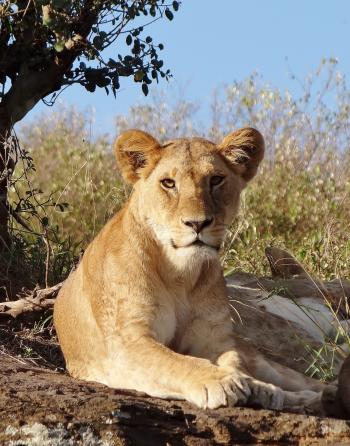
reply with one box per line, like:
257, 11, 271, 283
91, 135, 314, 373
0, 0, 180, 246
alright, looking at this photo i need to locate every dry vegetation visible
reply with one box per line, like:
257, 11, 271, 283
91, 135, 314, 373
8, 59, 349, 288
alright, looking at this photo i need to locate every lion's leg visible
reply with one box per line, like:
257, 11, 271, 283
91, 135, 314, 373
220, 350, 325, 410
179, 324, 284, 409
245, 356, 327, 413
80, 335, 253, 410
180, 301, 325, 411
219, 340, 326, 412
219, 348, 325, 411
244, 354, 325, 392
243, 376, 323, 412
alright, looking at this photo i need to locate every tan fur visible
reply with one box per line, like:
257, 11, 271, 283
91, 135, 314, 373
54, 128, 325, 411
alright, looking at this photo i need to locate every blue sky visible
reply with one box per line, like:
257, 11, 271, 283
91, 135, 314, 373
26, 0, 350, 134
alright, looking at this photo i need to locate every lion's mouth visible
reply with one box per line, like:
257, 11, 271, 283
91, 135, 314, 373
171, 238, 220, 251
191, 240, 207, 247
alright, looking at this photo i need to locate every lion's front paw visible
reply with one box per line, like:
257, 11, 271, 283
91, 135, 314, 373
185, 367, 251, 409
247, 378, 284, 410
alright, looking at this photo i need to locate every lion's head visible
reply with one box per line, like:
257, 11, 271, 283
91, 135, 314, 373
115, 128, 264, 266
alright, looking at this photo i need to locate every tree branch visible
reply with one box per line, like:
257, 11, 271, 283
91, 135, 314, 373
1, 0, 98, 125
0, 282, 63, 317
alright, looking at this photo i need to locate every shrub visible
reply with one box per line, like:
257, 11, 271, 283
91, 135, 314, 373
12, 59, 350, 286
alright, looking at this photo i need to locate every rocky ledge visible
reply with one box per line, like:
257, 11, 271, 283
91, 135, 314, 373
0, 355, 350, 446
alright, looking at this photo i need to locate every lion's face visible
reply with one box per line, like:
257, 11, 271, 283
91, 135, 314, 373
139, 138, 245, 256
115, 128, 264, 264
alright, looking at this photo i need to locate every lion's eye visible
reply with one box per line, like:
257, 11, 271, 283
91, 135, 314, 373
210, 175, 225, 187
161, 178, 175, 189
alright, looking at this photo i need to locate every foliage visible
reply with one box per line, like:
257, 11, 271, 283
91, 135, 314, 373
0, 0, 179, 121
12, 60, 350, 289
19, 106, 128, 243
1, 130, 77, 291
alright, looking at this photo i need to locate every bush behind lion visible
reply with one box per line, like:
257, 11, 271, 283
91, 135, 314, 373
14, 59, 349, 287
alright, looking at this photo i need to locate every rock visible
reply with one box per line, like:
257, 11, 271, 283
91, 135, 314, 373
0, 356, 350, 445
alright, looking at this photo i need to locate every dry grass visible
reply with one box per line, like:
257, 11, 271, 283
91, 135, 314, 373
13, 59, 349, 284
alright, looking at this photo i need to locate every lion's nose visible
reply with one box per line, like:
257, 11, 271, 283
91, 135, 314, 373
181, 217, 213, 234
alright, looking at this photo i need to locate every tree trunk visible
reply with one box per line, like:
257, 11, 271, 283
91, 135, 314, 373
0, 114, 12, 250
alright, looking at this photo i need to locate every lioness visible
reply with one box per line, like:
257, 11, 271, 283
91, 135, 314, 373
54, 128, 325, 410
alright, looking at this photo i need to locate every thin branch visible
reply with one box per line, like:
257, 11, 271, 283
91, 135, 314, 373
0, 282, 63, 318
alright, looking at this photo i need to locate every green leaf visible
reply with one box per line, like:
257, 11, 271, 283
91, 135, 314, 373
96, 76, 110, 88
4, 17, 13, 33
108, 58, 118, 68
142, 83, 149, 96
85, 83, 96, 92
93, 36, 103, 50
165, 8, 174, 20
132, 39, 140, 54
54, 41, 65, 52
126, 34, 132, 46
173, 1, 179, 11
134, 70, 144, 82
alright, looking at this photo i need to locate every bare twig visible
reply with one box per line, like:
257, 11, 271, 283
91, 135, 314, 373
0, 282, 63, 317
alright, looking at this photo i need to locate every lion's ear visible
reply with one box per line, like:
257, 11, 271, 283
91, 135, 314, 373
218, 127, 264, 181
114, 129, 161, 183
